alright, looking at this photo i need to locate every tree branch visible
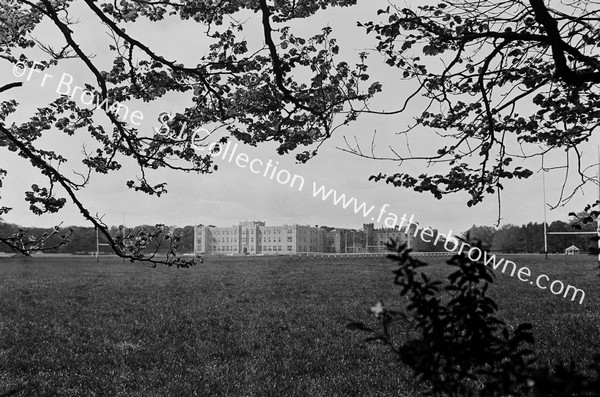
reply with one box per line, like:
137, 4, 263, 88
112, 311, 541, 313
0, 82, 23, 93
530, 0, 600, 85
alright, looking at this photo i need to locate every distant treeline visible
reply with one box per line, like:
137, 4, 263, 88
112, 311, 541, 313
466, 221, 598, 254
1, 219, 597, 255
401, 219, 597, 254
0, 222, 195, 254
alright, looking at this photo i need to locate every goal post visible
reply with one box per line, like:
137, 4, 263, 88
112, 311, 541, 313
542, 146, 600, 267
95, 227, 111, 261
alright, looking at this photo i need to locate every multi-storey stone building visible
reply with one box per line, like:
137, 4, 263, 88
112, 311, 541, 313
325, 229, 366, 253
363, 223, 416, 252
195, 220, 419, 255
194, 221, 325, 255
324, 223, 417, 253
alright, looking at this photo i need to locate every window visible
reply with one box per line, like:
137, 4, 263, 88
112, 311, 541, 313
287, 237, 292, 242
287, 245, 293, 251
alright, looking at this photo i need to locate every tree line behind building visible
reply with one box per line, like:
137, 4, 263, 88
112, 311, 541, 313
0, 219, 596, 255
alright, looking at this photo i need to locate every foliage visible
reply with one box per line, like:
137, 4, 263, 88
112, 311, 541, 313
464, 220, 596, 254
349, 242, 600, 396
0, 0, 379, 264
490, 224, 524, 253
350, 241, 536, 396
0, 220, 197, 264
0, 220, 73, 255
357, 1, 600, 209
465, 225, 495, 250
411, 228, 447, 252
569, 200, 600, 230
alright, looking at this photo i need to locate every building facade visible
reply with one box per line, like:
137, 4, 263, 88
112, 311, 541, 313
194, 221, 325, 255
324, 223, 417, 253
363, 223, 416, 252
325, 229, 367, 253
195, 221, 419, 255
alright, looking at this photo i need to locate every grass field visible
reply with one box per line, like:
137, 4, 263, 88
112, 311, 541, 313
0, 253, 598, 396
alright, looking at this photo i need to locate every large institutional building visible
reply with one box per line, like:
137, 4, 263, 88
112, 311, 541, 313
194, 221, 419, 255
194, 221, 326, 255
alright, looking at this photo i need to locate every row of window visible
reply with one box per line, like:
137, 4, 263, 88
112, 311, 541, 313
207, 245, 295, 252
199, 236, 355, 246
373, 233, 405, 239
259, 246, 293, 252
199, 235, 402, 250
211, 246, 235, 251
207, 228, 296, 235
203, 227, 323, 236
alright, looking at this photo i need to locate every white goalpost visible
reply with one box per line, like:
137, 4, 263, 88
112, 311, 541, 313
542, 147, 600, 268
95, 227, 111, 261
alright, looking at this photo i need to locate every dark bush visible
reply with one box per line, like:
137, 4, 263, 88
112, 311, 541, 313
348, 241, 600, 396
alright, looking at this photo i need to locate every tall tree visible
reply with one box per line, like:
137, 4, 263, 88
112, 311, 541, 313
491, 224, 521, 252
519, 222, 545, 253
547, 220, 573, 252
465, 225, 496, 249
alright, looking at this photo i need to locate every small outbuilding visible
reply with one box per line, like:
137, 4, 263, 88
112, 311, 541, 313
565, 245, 580, 255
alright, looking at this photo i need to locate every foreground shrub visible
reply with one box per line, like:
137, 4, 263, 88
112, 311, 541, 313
348, 242, 600, 396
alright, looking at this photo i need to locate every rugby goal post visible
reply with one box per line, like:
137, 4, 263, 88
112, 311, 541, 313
95, 226, 111, 261
542, 147, 600, 267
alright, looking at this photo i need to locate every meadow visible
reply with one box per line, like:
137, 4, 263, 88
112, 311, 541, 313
0, 253, 598, 396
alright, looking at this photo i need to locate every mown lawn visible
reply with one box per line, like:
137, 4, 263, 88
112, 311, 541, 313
0, 253, 598, 396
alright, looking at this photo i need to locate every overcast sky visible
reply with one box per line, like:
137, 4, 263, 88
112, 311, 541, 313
1, 1, 598, 236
